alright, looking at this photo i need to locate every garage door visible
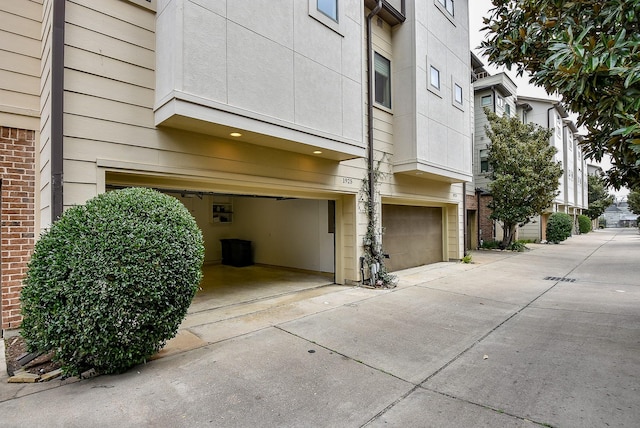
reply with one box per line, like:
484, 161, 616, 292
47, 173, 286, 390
382, 205, 443, 271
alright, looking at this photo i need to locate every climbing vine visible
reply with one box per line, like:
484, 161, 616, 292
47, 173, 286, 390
360, 157, 396, 288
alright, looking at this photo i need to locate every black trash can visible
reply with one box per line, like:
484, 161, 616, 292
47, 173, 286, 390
220, 239, 253, 267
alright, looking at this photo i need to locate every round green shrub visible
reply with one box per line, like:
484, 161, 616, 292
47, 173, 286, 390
21, 188, 204, 376
546, 212, 573, 243
577, 214, 592, 234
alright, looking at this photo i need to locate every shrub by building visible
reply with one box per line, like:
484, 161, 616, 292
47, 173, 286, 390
20, 188, 204, 376
578, 214, 592, 234
546, 212, 573, 243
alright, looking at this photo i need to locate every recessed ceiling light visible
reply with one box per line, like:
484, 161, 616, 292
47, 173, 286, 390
230, 132, 242, 137
313, 150, 322, 154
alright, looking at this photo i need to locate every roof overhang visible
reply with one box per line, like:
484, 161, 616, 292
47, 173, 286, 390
364, 0, 406, 26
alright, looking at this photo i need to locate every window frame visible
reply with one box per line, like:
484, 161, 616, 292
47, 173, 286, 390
308, 0, 343, 34
317, 0, 338, 22
479, 149, 489, 173
374, 52, 392, 110
427, 57, 444, 97
453, 82, 463, 108
437, 0, 454, 16
430, 66, 441, 91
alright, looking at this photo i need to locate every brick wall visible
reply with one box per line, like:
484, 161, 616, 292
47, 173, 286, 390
1, 126, 36, 332
478, 194, 495, 243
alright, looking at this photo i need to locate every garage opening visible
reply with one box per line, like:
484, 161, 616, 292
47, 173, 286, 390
107, 184, 336, 311
382, 204, 443, 271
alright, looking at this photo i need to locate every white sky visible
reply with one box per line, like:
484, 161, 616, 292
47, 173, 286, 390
468, 0, 628, 197
468, 0, 555, 99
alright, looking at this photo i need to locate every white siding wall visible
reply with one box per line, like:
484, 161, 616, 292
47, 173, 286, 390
564, 127, 575, 206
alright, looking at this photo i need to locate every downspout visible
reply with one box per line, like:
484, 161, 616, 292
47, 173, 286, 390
462, 182, 467, 256
491, 88, 497, 112
363, 0, 383, 284
476, 189, 481, 246
366, 0, 383, 215
51, 0, 65, 222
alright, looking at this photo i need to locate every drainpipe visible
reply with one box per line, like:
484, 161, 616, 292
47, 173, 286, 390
462, 182, 467, 256
491, 87, 497, 112
51, 0, 65, 222
366, 0, 383, 255
476, 189, 482, 247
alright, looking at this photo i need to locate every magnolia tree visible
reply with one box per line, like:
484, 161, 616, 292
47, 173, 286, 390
484, 108, 563, 248
480, 0, 640, 190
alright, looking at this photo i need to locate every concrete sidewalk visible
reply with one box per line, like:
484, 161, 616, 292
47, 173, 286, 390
1, 228, 638, 427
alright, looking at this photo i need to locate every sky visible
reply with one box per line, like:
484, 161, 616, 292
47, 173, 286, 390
468, 0, 628, 198
468, 0, 556, 99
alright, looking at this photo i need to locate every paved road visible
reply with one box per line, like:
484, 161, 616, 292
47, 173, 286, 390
1, 228, 638, 427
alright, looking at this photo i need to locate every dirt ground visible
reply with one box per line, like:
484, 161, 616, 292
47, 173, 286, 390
4, 335, 61, 377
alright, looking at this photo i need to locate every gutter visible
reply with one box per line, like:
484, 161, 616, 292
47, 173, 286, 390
51, 0, 65, 222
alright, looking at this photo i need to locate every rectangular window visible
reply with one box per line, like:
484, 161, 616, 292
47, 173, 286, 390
438, 0, 454, 15
480, 149, 489, 173
318, 0, 338, 22
454, 83, 463, 105
374, 52, 391, 108
505, 103, 511, 116
430, 66, 440, 90
481, 95, 492, 106
496, 96, 504, 108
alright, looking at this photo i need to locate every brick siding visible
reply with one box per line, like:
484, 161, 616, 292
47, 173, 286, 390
478, 194, 495, 243
1, 126, 36, 332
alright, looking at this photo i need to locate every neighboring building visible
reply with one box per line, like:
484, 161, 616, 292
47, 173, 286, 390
470, 60, 588, 244
0, 0, 472, 334
603, 200, 637, 228
468, 54, 517, 245
517, 95, 588, 240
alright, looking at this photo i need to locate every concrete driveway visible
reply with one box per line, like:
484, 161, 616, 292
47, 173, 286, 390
1, 228, 638, 427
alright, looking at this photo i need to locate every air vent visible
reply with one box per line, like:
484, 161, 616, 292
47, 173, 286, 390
544, 276, 576, 283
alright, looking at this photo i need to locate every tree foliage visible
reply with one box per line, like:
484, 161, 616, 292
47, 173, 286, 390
484, 107, 563, 247
628, 189, 640, 214
480, 0, 640, 189
583, 174, 615, 219
21, 188, 204, 376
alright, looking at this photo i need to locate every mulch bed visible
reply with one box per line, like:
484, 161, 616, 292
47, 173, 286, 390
4, 335, 61, 377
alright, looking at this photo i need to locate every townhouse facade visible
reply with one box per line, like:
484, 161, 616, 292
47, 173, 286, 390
0, 0, 472, 334
469, 59, 588, 244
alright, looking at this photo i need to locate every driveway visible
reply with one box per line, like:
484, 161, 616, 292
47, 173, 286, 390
1, 228, 638, 427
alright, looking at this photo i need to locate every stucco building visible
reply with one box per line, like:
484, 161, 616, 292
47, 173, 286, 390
1, 0, 473, 334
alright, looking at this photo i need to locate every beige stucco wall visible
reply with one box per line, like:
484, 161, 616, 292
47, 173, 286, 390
40, 0, 469, 282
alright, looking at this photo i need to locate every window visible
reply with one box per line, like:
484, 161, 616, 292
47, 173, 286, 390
481, 95, 492, 106
454, 83, 463, 105
480, 149, 489, 173
505, 103, 511, 116
374, 52, 391, 108
317, 0, 338, 22
430, 66, 440, 90
438, 0, 454, 15
496, 96, 504, 108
